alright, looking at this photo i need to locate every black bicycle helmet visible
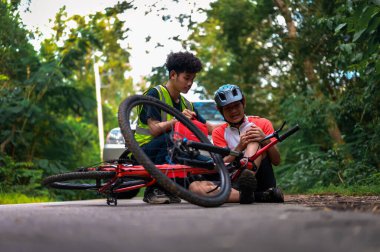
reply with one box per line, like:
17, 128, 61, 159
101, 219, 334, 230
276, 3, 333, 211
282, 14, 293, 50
214, 84, 244, 107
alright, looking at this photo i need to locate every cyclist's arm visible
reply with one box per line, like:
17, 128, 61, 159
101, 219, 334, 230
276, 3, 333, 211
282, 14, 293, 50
191, 107, 223, 135
206, 122, 224, 135
147, 118, 178, 137
147, 107, 198, 137
260, 119, 281, 165
264, 144, 280, 166
221, 134, 253, 163
249, 120, 281, 166
212, 126, 238, 163
222, 144, 243, 163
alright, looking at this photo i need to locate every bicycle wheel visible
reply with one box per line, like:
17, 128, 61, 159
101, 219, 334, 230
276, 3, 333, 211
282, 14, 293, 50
118, 95, 231, 207
42, 171, 115, 190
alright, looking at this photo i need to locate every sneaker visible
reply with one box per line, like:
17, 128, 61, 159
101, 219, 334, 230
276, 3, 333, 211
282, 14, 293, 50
167, 193, 181, 204
238, 169, 257, 204
255, 187, 284, 203
143, 186, 170, 204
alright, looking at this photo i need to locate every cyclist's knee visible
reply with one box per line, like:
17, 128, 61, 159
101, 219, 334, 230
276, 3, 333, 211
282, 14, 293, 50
189, 181, 216, 195
189, 181, 203, 193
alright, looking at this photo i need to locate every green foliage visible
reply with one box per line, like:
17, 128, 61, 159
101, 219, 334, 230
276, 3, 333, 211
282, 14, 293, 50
0, 155, 46, 196
187, 0, 281, 117
1, 0, 378, 199
39, 2, 135, 135
187, 0, 380, 193
0, 1, 134, 200
0, 193, 51, 204
0, 1, 38, 81
304, 184, 380, 196
276, 1, 380, 192
146, 65, 167, 88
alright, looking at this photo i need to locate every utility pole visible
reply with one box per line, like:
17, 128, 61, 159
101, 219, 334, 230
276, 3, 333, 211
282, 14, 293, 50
93, 59, 105, 160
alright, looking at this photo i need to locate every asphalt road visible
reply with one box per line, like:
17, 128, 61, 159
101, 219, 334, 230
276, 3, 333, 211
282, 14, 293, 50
0, 198, 379, 252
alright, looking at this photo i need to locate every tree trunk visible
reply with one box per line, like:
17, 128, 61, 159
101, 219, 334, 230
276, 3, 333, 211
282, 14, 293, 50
273, 0, 297, 39
0, 125, 15, 155
303, 57, 345, 145
274, 0, 345, 145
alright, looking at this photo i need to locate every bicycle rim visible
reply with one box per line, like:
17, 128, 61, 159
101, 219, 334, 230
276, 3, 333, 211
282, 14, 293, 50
42, 170, 115, 190
118, 95, 231, 207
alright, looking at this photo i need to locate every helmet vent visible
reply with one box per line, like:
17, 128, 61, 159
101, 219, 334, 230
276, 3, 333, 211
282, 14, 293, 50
219, 93, 226, 101
232, 88, 238, 96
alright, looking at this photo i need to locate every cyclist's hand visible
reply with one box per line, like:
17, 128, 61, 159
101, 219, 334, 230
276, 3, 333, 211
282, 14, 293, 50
182, 109, 196, 120
238, 134, 250, 150
238, 130, 255, 150
244, 125, 270, 145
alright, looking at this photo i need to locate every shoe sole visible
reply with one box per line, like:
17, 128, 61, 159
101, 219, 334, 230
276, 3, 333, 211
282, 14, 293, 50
143, 197, 170, 204
238, 170, 257, 204
273, 187, 285, 203
169, 198, 181, 204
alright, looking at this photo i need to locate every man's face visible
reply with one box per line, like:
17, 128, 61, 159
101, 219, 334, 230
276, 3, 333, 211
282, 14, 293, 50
172, 71, 196, 94
222, 101, 245, 123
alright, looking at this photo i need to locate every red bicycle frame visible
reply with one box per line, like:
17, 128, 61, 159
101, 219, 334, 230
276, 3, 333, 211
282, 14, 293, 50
89, 123, 299, 196
90, 163, 218, 194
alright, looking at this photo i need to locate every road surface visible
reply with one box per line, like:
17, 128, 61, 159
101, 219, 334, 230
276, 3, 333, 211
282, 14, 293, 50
0, 198, 379, 252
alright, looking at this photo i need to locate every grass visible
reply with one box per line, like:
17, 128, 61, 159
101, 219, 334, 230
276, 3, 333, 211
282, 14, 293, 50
0, 192, 52, 204
2, 184, 376, 205
137, 188, 145, 197
286, 184, 380, 196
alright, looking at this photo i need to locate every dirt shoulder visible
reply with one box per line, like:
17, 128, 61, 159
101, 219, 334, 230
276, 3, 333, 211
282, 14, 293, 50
284, 194, 380, 215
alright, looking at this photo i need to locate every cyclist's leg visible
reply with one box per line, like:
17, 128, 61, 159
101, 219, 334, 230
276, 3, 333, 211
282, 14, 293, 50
255, 156, 276, 191
140, 134, 179, 203
189, 181, 230, 197
254, 156, 284, 202
140, 133, 172, 164
189, 179, 254, 203
242, 142, 263, 168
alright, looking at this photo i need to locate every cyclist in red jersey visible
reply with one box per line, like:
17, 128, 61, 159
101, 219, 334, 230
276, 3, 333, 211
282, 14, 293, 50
190, 84, 284, 204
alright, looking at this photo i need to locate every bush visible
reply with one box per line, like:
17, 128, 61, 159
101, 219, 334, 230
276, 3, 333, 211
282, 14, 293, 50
0, 155, 47, 197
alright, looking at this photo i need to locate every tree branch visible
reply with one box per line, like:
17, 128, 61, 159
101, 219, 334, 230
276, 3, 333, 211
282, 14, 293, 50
273, 0, 297, 39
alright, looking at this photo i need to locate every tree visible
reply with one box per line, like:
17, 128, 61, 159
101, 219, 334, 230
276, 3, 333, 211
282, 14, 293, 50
0, 1, 135, 197
185, 0, 380, 190
41, 2, 135, 133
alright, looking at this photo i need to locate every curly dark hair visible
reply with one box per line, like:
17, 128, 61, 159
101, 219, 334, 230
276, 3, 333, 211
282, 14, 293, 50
165, 51, 203, 74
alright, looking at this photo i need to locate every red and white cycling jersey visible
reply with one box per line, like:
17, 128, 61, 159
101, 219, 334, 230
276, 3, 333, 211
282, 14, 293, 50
212, 116, 275, 150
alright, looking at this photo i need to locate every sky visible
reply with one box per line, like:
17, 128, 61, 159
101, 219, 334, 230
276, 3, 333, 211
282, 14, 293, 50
19, 0, 212, 85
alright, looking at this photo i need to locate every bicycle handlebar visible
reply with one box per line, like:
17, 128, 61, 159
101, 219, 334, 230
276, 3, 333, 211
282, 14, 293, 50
279, 124, 300, 142
184, 140, 240, 157
184, 124, 300, 157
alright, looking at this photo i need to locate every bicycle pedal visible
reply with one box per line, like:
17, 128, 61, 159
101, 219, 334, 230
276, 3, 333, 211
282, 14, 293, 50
106, 196, 118, 206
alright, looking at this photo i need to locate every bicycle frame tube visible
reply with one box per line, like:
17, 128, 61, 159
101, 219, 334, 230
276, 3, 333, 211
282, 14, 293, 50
115, 164, 217, 178
249, 124, 300, 161
97, 163, 218, 194
248, 138, 279, 162
112, 180, 156, 193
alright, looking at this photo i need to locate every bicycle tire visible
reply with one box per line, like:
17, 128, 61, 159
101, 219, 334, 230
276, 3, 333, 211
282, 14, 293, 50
42, 171, 115, 190
118, 95, 231, 207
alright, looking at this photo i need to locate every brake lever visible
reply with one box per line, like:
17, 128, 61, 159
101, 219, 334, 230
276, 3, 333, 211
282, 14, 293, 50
260, 133, 274, 143
260, 121, 286, 143
278, 121, 286, 132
